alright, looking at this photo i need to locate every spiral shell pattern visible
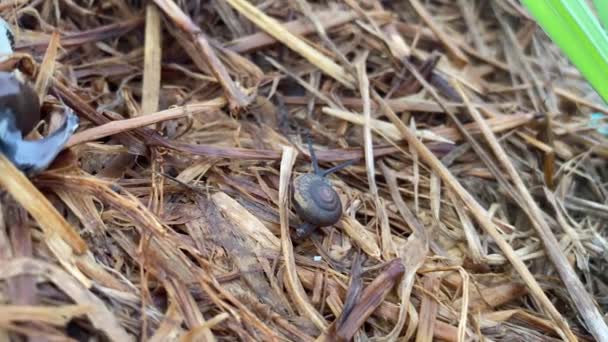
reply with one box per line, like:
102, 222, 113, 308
292, 173, 342, 226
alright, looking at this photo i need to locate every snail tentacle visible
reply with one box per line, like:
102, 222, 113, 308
321, 159, 359, 177
306, 134, 321, 176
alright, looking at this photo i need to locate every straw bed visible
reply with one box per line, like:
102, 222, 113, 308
0, 1, 607, 341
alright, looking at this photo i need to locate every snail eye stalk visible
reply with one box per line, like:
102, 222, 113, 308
305, 134, 357, 177
321, 159, 358, 177
305, 134, 321, 176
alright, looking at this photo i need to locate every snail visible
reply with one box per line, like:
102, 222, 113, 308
0, 18, 79, 175
291, 137, 357, 239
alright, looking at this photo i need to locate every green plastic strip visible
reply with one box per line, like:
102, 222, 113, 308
521, 0, 608, 104
593, 0, 608, 31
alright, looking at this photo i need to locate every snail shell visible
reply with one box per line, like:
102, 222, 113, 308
292, 173, 342, 227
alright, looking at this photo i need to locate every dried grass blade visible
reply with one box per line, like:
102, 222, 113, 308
409, 118, 420, 213
374, 234, 427, 341
380, 162, 427, 241
34, 31, 60, 102
339, 216, 381, 260
456, 267, 469, 341
457, 0, 488, 55
0, 155, 87, 254
65, 99, 227, 148
293, 0, 350, 66
415, 275, 441, 342
225, 0, 355, 88
153, 0, 252, 110
371, 92, 577, 341
408, 0, 468, 65
3, 205, 36, 307
322, 107, 453, 143
447, 191, 484, 263
16, 18, 144, 50
322, 106, 532, 143
227, 10, 365, 53
54, 188, 106, 235
554, 87, 608, 114
0, 304, 91, 326
0, 0, 27, 11
430, 173, 441, 222
459, 282, 528, 312
165, 279, 216, 341
148, 301, 185, 342
285, 94, 517, 114
201, 199, 289, 315
212, 192, 281, 251
454, 80, 608, 341
356, 56, 394, 260
334, 260, 405, 341
373, 163, 429, 341
141, 4, 162, 116
278, 146, 327, 330
182, 313, 230, 341
0, 258, 133, 342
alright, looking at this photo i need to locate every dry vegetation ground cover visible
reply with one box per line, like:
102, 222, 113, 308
0, 0, 607, 341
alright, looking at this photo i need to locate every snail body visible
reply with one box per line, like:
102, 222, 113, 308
292, 173, 342, 227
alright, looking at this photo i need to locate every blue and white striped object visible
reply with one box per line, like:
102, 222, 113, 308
0, 17, 14, 57
590, 113, 608, 136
